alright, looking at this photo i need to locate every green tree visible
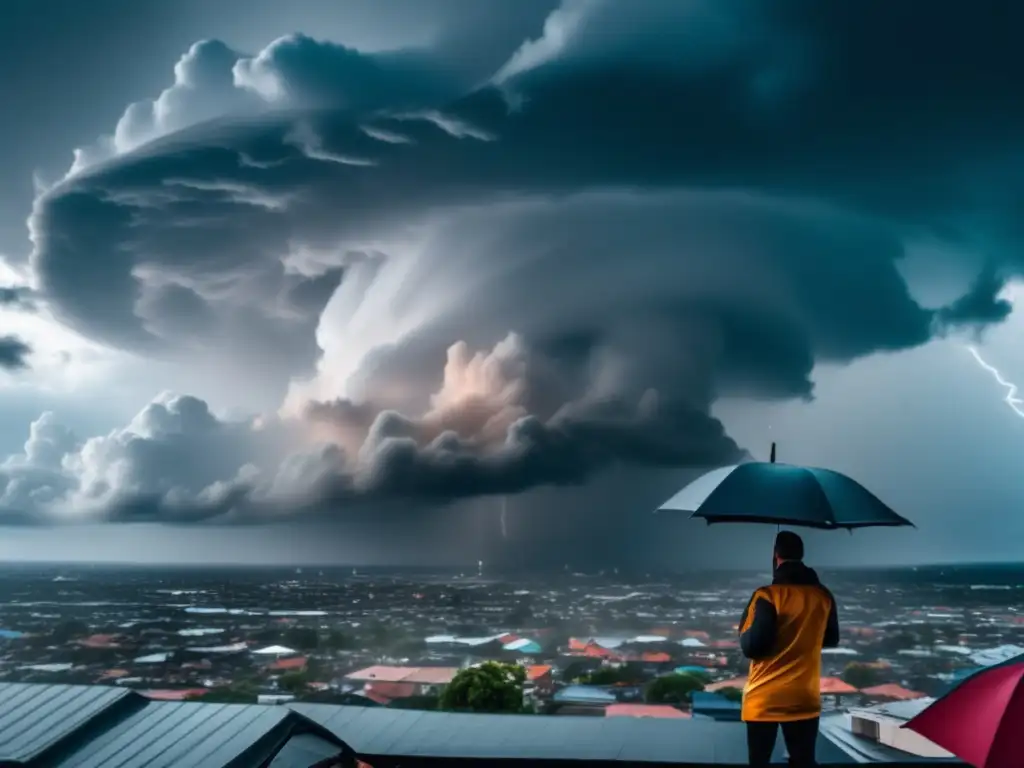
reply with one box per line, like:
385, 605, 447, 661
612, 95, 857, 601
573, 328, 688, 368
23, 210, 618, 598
282, 627, 319, 651
582, 667, 635, 685
324, 630, 353, 650
841, 662, 882, 690
50, 619, 91, 644
716, 686, 744, 702
278, 670, 312, 695
916, 624, 937, 647
880, 631, 917, 653
439, 662, 526, 713
365, 620, 389, 649
644, 673, 705, 705
560, 661, 593, 682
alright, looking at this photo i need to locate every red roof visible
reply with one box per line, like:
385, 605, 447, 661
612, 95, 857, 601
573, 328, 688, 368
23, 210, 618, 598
403, 667, 458, 684
362, 688, 392, 705
269, 656, 307, 671
366, 681, 417, 699
606, 704, 690, 719
640, 652, 672, 663
79, 634, 121, 649
582, 643, 619, 659
527, 665, 552, 680
348, 665, 458, 685
861, 683, 925, 700
140, 688, 209, 701
820, 677, 858, 694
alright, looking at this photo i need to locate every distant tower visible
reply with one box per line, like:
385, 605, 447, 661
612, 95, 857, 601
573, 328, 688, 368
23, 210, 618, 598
478, 560, 484, 578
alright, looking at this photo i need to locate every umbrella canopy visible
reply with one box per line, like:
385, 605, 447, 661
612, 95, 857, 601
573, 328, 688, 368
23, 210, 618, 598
658, 445, 913, 529
903, 662, 1024, 768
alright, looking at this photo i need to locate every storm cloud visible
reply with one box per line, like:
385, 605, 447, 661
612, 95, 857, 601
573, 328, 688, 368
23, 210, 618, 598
4, 0, 1023, 524
0, 336, 31, 371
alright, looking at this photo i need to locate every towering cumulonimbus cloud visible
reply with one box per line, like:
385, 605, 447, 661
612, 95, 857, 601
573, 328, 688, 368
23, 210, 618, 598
4, 0, 1023, 523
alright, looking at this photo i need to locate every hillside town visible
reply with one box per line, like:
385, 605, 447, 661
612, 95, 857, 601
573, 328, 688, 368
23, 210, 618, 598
0, 563, 1020, 758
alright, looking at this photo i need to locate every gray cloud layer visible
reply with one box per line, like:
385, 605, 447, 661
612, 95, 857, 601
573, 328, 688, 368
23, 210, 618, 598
0, 286, 34, 371
5, 0, 1022, 524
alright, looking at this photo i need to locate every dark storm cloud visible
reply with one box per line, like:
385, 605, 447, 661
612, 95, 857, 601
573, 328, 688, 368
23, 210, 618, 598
8, 0, 1024, 523
936, 267, 1014, 330
0, 336, 31, 371
0, 286, 34, 309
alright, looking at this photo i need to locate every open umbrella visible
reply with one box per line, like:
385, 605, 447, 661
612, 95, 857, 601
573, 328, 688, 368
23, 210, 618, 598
902, 662, 1024, 768
657, 443, 914, 530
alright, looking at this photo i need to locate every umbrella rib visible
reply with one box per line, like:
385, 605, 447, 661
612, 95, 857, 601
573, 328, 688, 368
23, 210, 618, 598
802, 467, 838, 528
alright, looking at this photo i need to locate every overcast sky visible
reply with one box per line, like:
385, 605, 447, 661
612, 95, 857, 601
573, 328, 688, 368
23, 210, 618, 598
0, 0, 1022, 568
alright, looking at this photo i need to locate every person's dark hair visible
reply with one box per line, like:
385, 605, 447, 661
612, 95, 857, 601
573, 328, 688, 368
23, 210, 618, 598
774, 530, 804, 561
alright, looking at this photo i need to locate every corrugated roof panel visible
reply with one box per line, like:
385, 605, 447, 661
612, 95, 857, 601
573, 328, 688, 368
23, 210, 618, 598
267, 733, 347, 768
293, 705, 793, 763
0, 682, 136, 763
293, 704, 422, 753
52, 701, 289, 768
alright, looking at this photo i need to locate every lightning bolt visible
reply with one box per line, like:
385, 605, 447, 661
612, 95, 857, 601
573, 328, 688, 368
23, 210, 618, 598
500, 496, 508, 539
966, 345, 1024, 419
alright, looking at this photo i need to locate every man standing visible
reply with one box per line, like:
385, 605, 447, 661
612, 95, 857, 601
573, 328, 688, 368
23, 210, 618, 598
738, 531, 840, 767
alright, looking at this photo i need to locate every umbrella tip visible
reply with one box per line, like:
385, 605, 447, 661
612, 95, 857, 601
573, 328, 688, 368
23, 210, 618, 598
770, 442, 777, 464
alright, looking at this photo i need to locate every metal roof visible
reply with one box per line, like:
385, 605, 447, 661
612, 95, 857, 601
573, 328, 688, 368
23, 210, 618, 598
49, 701, 293, 768
0, 683, 958, 766
266, 733, 346, 768
0, 683, 144, 764
0, 683, 349, 768
289, 703, 787, 763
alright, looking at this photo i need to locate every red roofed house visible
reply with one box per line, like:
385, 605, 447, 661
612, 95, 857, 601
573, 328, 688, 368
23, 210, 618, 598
140, 688, 210, 701
526, 665, 554, 696
640, 652, 672, 664
345, 665, 459, 700
606, 704, 690, 719
365, 681, 418, 702
820, 676, 858, 706
582, 643, 619, 660
708, 639, 739, 650
268, 656, 307, 672
860, 683, 925, 702
820, 677, 858, 695
78, 634, 122, 649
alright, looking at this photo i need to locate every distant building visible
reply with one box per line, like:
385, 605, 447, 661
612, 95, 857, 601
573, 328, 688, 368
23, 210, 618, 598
550, 684, 617, 715
605, 704, 690, 719
859, 683, 925, 703
968, 644, 1024, 667
848, 699, 954, 759
525, 664, 554, 697
344, 665, 459, 701
268, 656, 308, 672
